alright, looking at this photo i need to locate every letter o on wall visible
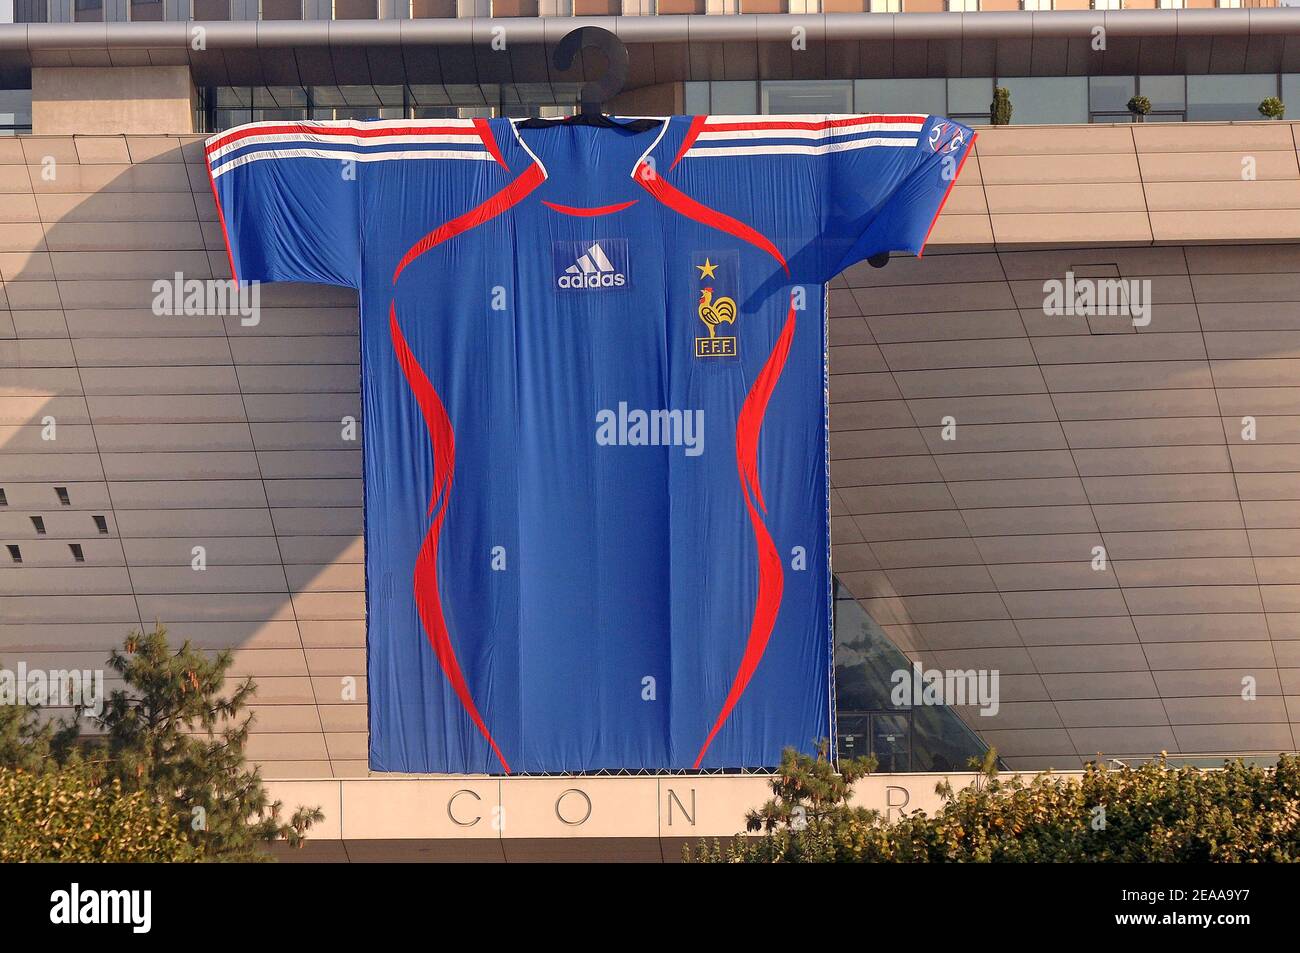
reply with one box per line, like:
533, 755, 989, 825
555, 788, 593, 826
448, 789, 482, 827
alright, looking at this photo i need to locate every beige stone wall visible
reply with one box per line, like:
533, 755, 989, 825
31, 67, 195, 138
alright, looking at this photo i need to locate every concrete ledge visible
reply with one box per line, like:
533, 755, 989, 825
262, 771, 1055, 845
31, 66, 195, 136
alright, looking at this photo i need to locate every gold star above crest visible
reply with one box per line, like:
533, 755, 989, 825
696, 258, 718, 280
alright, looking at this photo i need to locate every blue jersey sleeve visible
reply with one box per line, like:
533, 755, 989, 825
205, 122, 363, 288
667, 114, 974, 283
827, 115, 975, 274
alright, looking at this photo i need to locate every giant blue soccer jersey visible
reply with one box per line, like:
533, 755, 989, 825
207, 113, 973, 774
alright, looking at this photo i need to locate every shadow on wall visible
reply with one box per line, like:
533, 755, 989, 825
827, 243, 1300, 770
0, 134, 366, 778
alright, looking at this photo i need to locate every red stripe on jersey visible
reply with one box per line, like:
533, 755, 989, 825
393, 163, 545, 283
389, 303, 511, 775
541, 199, 638, 217
204, 149, 239, 284
702, 114, 926, 133
694, 298, 796, 769
473, 117, 510, 170
634, 162, 788, 275
670, 115, 707, 171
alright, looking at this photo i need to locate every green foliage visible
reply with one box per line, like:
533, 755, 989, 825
684, 742, 877, 863
691, 746, 1300, 863
0, 626, 323, 861
991, 87, 1013, 126
1259, 96, 1285, 120
0, 693, 77, 774
1126, 95, 1152, 117
0, 766, 198, 862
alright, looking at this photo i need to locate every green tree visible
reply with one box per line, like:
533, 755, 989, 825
685, 742, 877, 863
0, 680, 77, 773
86, 625, 321, 860
0, 626, 322, 861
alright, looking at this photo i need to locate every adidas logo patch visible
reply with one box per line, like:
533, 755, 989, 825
554, 239, 629, 290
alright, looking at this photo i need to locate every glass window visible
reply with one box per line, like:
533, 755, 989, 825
130, 0, 164, 19
253, 86, 308, 108
254, 108, 309, 122
855, 79, 945, 116
411, 107, 461, 120
14, 0, 48, 21
1091, 0, 1120, 7
947, 77, 993, 118
1157, 0, 1184, 7
214, 87, 252, 108
947, 0, 978, 10
832, 579, 988, 773
910, 703, 986, 773
316, 106, 404, 122
491, 0, 539, 14
214, 108, 253, 129
333, 0, 375, 16
1089, 75, 1135, 114
868, 0, 901, 11
1021, 0, 1052, 8
1282, 75, 1300, 115
73, 0, 103, 21
1186, 74, 1277, 122
710, 81, 757, 116
0, 89, 32, 136
192, 0, 230, 16
761, 80, 853, 115
1139, 75, 1185, 112
260, 0, 302, 17
684, 82, 710, 116
1218, 0, 1242, 6
411, 0, 456, 14
1000, 76, 1088, 125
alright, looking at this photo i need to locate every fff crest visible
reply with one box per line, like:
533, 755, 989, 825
693, 250, 740, 359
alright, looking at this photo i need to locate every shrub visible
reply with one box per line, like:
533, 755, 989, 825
0, 766, 198, 862
1127, 95, 1151, 118
1259, 97, 1285, 120
991, 87, 1013, 126
690, 747, 1300, 863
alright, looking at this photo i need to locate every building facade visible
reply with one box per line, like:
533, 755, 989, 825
2, 9, 1300, 856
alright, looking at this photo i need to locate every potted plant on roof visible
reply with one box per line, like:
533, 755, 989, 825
991, 87, 1012, 126
1259, 97, 1285, 120
1127, 95, 1151, 123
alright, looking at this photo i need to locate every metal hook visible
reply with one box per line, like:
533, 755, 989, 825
553, 26, 629, 118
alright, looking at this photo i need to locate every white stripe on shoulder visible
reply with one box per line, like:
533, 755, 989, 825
210, 148, 497, 177
695, 123, 925, 143
684, 138, 918, 159
208, 132, 485, 162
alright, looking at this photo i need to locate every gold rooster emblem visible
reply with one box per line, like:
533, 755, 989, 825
698, 287, 738, 338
